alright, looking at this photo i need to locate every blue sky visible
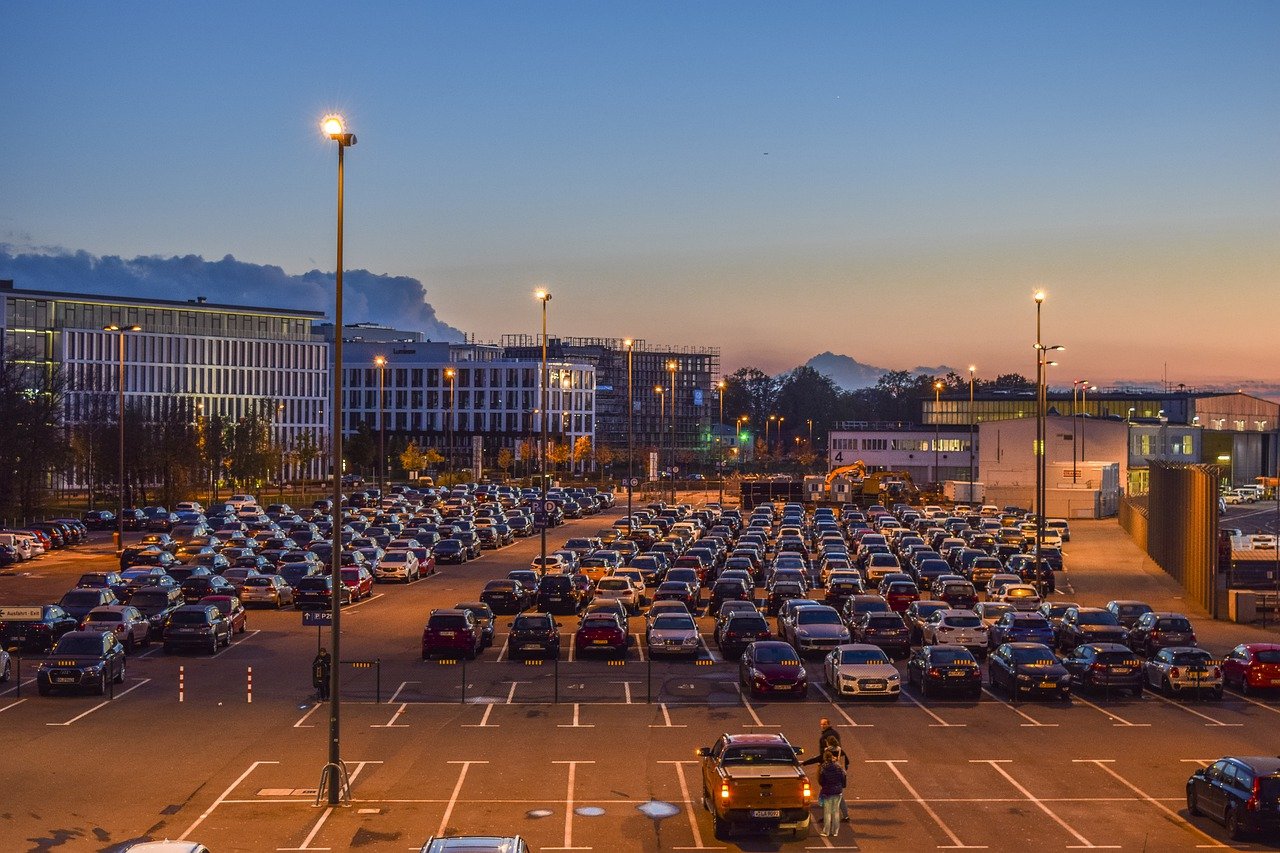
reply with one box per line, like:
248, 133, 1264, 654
4, 2, 1278, 384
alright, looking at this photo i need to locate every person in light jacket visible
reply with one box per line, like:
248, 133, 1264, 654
818, 748, 847, 838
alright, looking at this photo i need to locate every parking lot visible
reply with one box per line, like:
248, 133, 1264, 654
2, 510, 1279, 851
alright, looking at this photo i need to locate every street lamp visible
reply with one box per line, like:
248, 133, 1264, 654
374, 356, 387, 498
777, 416, 786, 458
1034, 336, 1064, 586
933, 381, 944, 486
624, 339, 634, 530
968, 366, 977, 489
718, 380, 726, 505
444, 367, 456, 479
1071, 378, 1089, 485
667, 359, 678, 503
536, 289, 551, 576
654, 385, 665, 493
736, 415, 748, 474
766, 415, 777, 467
320, 112, 355, 806
1081, 384, 1096, 470
103, 324, 141, 554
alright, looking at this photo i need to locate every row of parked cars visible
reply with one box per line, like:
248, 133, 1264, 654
0, 517, 90, 566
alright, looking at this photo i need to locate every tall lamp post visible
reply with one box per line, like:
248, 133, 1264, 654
654, 385, 665, 497
104, 323, 141, 554
624, 339, 634, 528
535, 289, 552, 575
968, 366, 976, 490
717, 380, 726, 505
667, 360, 678, 504
933, 381, 944, 485
321, 113, 355, 806
766, 415, 776, 469
1033, 287, 1063, 590
1071, 378, 1089, 485
1080, 383, 1096, 473
444, 367, 456, 479
736, 415, 748, 475
374, 356, 387, 497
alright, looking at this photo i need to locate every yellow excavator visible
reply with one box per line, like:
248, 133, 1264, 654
824, 461, 867, 489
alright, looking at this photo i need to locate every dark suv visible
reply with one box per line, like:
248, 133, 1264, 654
128, 585, 184, 639
36, 630, 126, 695
535, 575, 583, 615
163, 604, 233, 654
422, 608, 482, 660
295, 576, 352, 611
508, 612, 562, 660
1187, 756, 1280, 840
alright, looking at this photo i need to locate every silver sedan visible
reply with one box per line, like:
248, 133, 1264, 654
646, 614, 701, 658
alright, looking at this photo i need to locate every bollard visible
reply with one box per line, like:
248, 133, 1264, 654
247, 666, 253, 704
179, 665, 185, 703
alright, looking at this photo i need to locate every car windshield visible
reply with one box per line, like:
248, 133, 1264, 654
582, 617, 618, 630
1005, 588, 1036, 598
944, 615, 981, 628
1255, 650, 1280, 663
753, 646, 800, 664
840, 649, 889, 665
60, 591, 102, 606
130, 592, 168, 608
728, 617, 768, 632
1096, 651, 1138, 664
429, 615, 468, 630
244, 577, 275, 587
943, 584, 973, 595
721, 745, 797, 764
382, 553, 406, 563
930, 649, 973, 665
170, 611, 210, 625
653, 616, 696, 631
1169, 650, 1212, 665
54, 636, 105, 655
1012, 616, 1050, 629
598, 579, 630, 591
1011, 648, 1057, 665
1156, 618, 1192, 631
797, 610, 841, 625
514, 616, 552, 630
1078, 612, 1120, 626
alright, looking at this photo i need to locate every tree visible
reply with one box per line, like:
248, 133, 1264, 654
399, 441, 427, 479
345, 421, 376, 474
291, 429, 322, 502
497, 447, 514, 478
517, 438, 537, 478
723, 367, 777, 430
547, 441, 570, 475
593, 444, 615, 483
572, 436, 592, 475
0, 361, 68, 520
421, 445, 445, 471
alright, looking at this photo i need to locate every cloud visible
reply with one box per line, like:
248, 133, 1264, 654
0, 246, 466, 342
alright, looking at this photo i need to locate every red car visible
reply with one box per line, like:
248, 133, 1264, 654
1222, 643, 1280, 695
884, 581, 920, 613
422, 608, 482, 659
573, 613, 629, 658
341, 566, 375, 601
739, 640, 808, 698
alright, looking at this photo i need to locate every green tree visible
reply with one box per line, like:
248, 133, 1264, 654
291, 428, 322, 502
399, 441, 427, 477
345, 421, 376, 474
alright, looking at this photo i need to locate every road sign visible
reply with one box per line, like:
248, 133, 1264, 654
672, 466, 680, 474
629, 477, 639, 487
302, 611, 333, 627
544, 500, 558, 512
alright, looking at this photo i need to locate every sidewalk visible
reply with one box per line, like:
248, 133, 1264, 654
1063, 519, 1279, 652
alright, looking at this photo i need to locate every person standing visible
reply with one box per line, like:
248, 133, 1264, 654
803, 718, 850, 821
818, 748, 847, 838
312, 648, 331, 700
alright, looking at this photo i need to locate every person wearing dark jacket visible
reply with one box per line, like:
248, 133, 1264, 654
312, 648, 331, 700
802, 719, 850, 821
818, 749, 847, 837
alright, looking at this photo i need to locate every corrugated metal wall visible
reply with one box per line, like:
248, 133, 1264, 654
1134, 463, 1220, 614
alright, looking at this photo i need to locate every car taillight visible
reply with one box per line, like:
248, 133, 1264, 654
803, 782, 812, 800
928, 667, 941, 677
720, 782, 730, 800
1091, 663, 1106, 672
1247, 776, 1261, 811
1169, 667, 1180, 678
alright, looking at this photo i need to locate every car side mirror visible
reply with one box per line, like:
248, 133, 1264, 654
695, 747, 710, 757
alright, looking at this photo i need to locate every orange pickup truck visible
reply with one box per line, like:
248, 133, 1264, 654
696, 732, 812, 840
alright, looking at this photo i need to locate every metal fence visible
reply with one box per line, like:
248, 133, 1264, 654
1119, 463, 1219, 616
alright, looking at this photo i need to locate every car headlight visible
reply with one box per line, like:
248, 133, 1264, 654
683, 636, 698, 645
888, 673, 900, 680
797, 668, 807, 679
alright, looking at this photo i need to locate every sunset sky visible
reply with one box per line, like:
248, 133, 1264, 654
4, 2, 1277, 386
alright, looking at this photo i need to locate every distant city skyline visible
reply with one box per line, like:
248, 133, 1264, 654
5, 2, 1277, 384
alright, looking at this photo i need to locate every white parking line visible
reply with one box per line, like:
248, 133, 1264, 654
980, 688, 1057, 727
612, 680, 639, 704
293, 703, 322, 729
0, 698, 27, 714
812, 683, 873, 728
1069, 694, 1149, 727
1072, 760, 1228, 849
180, 760, 279, 841
728, 681, 781, 728
45, 678, 150, 726
868, 760, 985, 849
463, 703, 498, 728
371, 702, 409, 728
659, 760, 724, 851
700, 635, 722, 662
1224, 688, 1280, 715
972, 760, 1115, 848
1144, 690, 1242, 727
899, 687, 964, 728
212, 629, 262, 657
503, 681, 526, 704
649, 702, 687, 728
495, 635, 510, 662
387, 680, 418, 704
557, 702, 595, 728
0, 677, 35, 698
344, 593, 386, 612
436, 761, 487, 839
278, 761, 379, 851
547, 760, 595, 850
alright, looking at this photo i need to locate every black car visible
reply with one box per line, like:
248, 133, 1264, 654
907, 644, 982, 699
1187, 756, 1280, 840
766, 581, 806, 616
508, 612, 562, 659
118, 508, 147, 531
707, 579, 751, 616
1056, 607, 1130, 651
128, 585, 184, 639
81, 510, 117, 530
851, 611, 913, 658
121, 546, 179, 572
58, 588, 119, 622
480, 579, 529, 615
988, 642, 1071, 699
433, 538, 468, 564
0, 604, 79, 652
294, 576, 352, 611
1061, 643, 1144, 696
454, 531, 482, 560
163, 604, 233, 654
180, 574, 236, 604
279, 562, 319, 589
77, 571, 130, 600
824, 576, 865, 608
36, 631, 126, 695
536, 575, 584, 615
454, 602, 496, 648
717, 612, 773, 659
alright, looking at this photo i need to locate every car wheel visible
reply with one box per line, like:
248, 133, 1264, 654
1226, 805, 1247, 840
711, 807, 729, 840
37, 682, 50, 696
1187, 788, 1201, 817
1162, 677, 1173, 695
124, 636, 135, 654
239, 619, 247, 634
1240, 678, 1250, 696
141, 632, 151, 648
209, 637, 218, 655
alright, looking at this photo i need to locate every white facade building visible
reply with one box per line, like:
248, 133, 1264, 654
827, 423, 976, 484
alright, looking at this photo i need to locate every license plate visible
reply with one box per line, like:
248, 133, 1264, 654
521, 644, 543, 651
948, 669, 968, 677
438, 631, 455, 637
751, 809, 781, 818
1039, 681, 1057, 689
773, 683, 792, 690
1272, 679, 1280, 686
52, 676, 75, 683
1112, 667, 1130, 674
593, 639, 608, 645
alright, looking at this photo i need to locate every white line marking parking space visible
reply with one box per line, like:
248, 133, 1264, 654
980, 687, 1057, 727
1144, 690, 1242, 727
1069, 694, 1149, 727
899, 686, 964, 727
1073, 760, 1228, 849
45, 678, 150, 726
813, 683, 873, 727
868, 760, 985, 849
179, 760, 279, 841
727, 681, 781, 728
972, 760, 1115, 848
547, 760, 595, 850
293, 703, 322, 728
436, 760, 487, 839
659, 760, 723, 851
